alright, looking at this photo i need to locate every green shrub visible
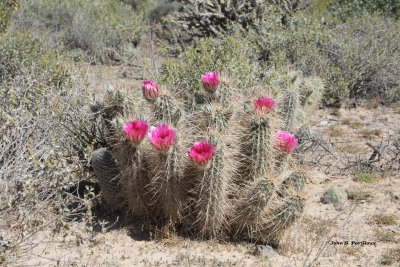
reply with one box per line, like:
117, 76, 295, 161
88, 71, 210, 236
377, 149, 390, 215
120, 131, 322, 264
253, 11, 400, 106
328, 0, 400, 20
157, 2, 400, 107
0, 31, 71, 89
0, 0, 19, 33
353, 173, 378, 183
14, 0, 153, 63
160, 35, 260, 90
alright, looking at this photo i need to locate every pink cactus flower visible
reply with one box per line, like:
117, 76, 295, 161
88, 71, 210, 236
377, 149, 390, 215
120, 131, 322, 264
148, 123, 176, 150
275, 130, 297, 153
253, 97, 276, 113
188, 141, 215, 166
123, 120, 149, 144
201, 71, 220, 93
142, 80, 159, 100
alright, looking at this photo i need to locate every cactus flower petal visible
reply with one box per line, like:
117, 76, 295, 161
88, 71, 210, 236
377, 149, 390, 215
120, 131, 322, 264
201, 71, 220, 93
142, 80, 159, 100
148, 123, 176, 150
253, 97, 276, 113
188, 141, 215, 166
123, 120, 149, 144
275, 130, 297, 153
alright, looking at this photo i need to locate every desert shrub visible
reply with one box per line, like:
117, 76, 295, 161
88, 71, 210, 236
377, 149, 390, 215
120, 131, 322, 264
155, 1, 400, 106
0, 0, 19, 33
329, 14, 400, 103
328, 0, 400, 20
160, 35, 260, 90
0, 31, 107, 264
254, 11, 400, 106
13, 0, 153, 63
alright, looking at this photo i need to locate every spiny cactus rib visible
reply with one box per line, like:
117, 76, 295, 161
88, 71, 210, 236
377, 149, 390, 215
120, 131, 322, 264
202, 104, 231, 131
268, 196, 304, 235
281, 90, 299, 132
153, 144, 184, 220
250, 117, 273, 178
279, 171, 306, 196
232, 179, 275, 232
91, 148, 123, 210
153, 94, 181, 125
125, 149, 148, 215
250, 196, 304, 244
113, 140, 150, 216
195, 140, 231, 237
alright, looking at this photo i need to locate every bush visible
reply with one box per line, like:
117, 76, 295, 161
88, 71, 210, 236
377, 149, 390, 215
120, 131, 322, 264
155, 2, 400, 107
0, 0, 19, 33
13, 0, 154, 63
252, 10, 400, 106
160, 35, 260, 90
0, 31, 107, 264
328, 0, 400, 20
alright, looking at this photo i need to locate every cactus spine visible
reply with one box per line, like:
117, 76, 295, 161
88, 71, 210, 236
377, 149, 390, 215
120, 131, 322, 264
232, 179, 275, 233
250, 116, 274, 178
150, 140, 185, 220
115, 140, 149, 216
194, 137, 233, 237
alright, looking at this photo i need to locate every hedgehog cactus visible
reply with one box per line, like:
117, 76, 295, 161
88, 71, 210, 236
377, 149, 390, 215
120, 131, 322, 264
92, 70, 309, 245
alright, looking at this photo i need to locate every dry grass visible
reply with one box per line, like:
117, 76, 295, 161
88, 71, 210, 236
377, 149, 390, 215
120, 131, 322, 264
373, 214, 398, 226
374, 230, 398, 243
380, 247, 400, 265
353, 173, 379, 183
347, 190, 373, 202
360, 129, 382, 139
329, 125, 345, 137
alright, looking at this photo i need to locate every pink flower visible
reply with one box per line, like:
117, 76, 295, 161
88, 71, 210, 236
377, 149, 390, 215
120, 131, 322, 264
201, 71, 220, 93
188, 141, 215, 166
123, 120, 149, 144
142, 80, 159, 100
275, 131, 297, 153
253, 97, 276, 113
148, 123, 176, 150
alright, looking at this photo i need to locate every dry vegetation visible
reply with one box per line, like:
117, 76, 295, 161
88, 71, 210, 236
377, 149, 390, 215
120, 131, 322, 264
1, 0, 400, 266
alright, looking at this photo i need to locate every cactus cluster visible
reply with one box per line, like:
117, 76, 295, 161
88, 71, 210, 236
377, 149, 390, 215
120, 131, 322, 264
92, 71, 309, 245
152, 0, 312, 46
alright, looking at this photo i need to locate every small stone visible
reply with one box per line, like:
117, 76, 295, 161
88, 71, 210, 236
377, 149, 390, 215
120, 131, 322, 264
256, 245, 277, 258
320, 120, 336, 126
321, 186, 348, 205
390, 191, 400, 202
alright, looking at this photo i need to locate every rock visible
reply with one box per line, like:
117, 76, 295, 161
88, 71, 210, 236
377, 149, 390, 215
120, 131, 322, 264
390, 191, 400, 203
319, 119, 337, 126
321, 186, 348, 205
256, 245, 278, 258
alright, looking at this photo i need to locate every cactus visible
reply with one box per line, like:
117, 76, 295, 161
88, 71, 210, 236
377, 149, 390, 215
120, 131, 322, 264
232, 179, 275, 233
149, 136, 186, 220
278, 171, 307, 197
91, 148, 124, 210
91, 70, 311, 246
193, 134, 237, 237
113, 139, 150, 216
